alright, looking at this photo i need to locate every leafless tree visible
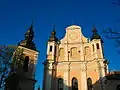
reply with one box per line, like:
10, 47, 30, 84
103, 28, 120, 53
0, 45, 16, 89
4, 47, 25, 90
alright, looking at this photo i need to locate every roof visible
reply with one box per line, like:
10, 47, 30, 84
106, 71, 120, 80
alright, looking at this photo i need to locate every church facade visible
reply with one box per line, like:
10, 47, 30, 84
42, 25, 109, 90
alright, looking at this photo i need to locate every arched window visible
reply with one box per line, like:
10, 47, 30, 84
116, 85, 120, 90
72, 77, 78, 90
87, 78, 92, 90
58, 78, 63, 90
23, 56, 29, 72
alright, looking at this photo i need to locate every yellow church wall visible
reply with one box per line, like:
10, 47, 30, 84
87, 70, 99, 84
70, 70, 82, 89
47, 55, 52, 60
97, 49, 102, 58
87, 61, 100, 84
17, 46, 38, 63
84, 46, 92, 61
56, 70, 64, 78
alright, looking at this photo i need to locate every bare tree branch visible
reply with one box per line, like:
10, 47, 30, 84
0, 45, 16, 89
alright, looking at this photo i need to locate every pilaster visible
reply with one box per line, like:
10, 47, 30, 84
81, 62, 87, 90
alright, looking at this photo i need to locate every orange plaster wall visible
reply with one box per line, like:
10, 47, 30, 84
87, 70, 99, 84
70, 70, 81, 88
56, 71, 64, 78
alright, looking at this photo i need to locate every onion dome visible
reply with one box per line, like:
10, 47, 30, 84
48, 25, 58, 42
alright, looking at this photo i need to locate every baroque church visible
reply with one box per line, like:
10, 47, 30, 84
42, 25, 120, 90
8, 24, 120, 90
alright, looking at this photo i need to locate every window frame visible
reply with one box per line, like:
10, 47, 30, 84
71, 47, 77, 57
92, 44, 94, 52
50, 45, 53, 52
96, 43, 100, 49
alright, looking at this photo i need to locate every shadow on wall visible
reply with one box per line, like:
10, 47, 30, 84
42, 66, 120, 90
43, 73, 76, 90
5, 57, 37, 90
93, 72, 120, 90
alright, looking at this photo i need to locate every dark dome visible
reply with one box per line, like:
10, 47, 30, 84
91, 27, 103, 43
18, 24, 37, 51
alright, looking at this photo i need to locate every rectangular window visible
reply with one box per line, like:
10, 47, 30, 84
85, 47, 89, 55
71, 47, 77, 57
23, 56, 29, 72
50, 46, 52, 52
59, 48, 64, 57
92, 44, 94, 52
96, 43, 99, 49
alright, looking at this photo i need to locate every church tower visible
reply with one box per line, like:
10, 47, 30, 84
43, 25, 108, 90
14, 24, 39, 90
42, 25, 59, 90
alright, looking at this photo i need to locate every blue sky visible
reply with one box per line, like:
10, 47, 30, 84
0, 0, 120, 89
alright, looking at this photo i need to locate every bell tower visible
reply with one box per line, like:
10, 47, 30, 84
15, 24, 39, 90
47, 25, 58, 61
43, 25, 59, 90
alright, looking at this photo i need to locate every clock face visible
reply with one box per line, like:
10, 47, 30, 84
69, 31, 79, 40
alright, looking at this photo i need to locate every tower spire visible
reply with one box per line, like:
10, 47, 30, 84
92, 25, 97, 33
91, 25, 103, 43
48, 25, 58, 42
25, 23, 34, 42
18, 23, 36, 50
28, 22, 33, 31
